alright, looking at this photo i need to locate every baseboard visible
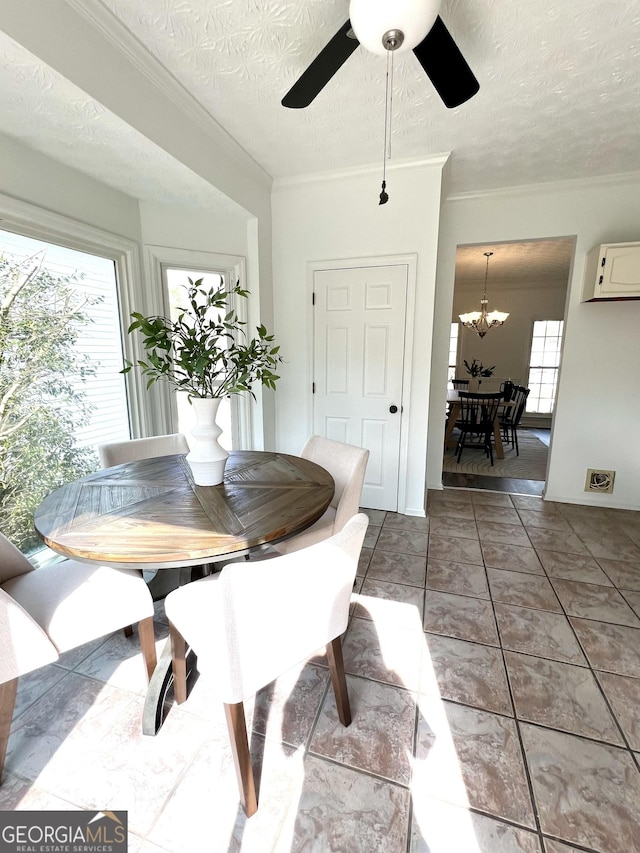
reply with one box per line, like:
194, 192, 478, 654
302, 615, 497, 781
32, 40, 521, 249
521, 418, 551, 429
543, 492, 640, 511
401, 505, 427, 517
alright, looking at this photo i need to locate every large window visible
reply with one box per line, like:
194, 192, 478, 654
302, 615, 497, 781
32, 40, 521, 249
145, 245, 250, 450
0, 227, 130, 552
526, 320, 564, 413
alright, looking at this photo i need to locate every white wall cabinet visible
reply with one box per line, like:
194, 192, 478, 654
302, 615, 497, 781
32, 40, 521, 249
582, 242, 640, 301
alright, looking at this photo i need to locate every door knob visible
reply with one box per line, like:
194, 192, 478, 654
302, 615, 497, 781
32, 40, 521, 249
389, 405, 398, 413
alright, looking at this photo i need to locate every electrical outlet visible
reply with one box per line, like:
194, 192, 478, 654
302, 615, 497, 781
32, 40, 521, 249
585, 469, 615, 494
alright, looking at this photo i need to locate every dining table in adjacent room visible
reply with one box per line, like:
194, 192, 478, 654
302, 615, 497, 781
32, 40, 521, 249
444, 389, 506, 459
34, 449, 335, 734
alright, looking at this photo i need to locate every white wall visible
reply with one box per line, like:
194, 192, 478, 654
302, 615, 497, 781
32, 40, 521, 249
272, 159, 447, 516
0, 132, 142, 241
429, 175, 640, 510
139, 201, 249, 257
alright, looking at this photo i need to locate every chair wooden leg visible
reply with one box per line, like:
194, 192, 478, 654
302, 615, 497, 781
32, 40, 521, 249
137, 617, 157, 683
485, 429, 494, 466
168, 622, 188, 704
123, 625, 133, 638
0, 678, 18, 783
224, 702, 258, 817
326, 636, 352, 727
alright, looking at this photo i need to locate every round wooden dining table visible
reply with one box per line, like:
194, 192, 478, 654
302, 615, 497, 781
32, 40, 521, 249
34, 450, 335, 568
34, 450, 335, 734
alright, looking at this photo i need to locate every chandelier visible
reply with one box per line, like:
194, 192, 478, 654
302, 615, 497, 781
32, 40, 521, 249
459, 251, 509, 338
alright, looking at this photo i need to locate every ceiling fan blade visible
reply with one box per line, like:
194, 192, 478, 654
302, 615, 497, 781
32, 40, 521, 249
282, 20, 359, 108
413, 16, 479, 108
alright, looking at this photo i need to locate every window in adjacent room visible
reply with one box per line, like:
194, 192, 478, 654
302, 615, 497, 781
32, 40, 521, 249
526, 319, 564, 413
447, 322, 459, 387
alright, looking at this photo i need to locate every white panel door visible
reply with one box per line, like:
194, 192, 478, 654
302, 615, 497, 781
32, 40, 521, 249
313, 264, 408, 511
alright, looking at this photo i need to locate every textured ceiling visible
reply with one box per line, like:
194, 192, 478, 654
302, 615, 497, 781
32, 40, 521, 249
0, 0, 639, 202
455, 238, 575, 288
0, 30, 231, 208
95, 0, 640, 192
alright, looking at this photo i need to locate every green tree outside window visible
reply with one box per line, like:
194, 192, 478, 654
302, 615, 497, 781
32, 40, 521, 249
0, 252, 99, 552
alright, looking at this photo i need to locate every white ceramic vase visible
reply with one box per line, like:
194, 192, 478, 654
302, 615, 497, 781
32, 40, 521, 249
186, 397, 229, 486
468, 377, 480, 392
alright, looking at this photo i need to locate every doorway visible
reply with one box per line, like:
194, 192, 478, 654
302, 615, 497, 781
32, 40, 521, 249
443, 237, 574, 494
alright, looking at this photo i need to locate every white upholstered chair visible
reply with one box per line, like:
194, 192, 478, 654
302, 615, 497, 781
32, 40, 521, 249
270, 436, 369, 556
97, 432, 189, 468
98, 432, 191, 604
0, 532, 157, 782
165, 512, 369, 816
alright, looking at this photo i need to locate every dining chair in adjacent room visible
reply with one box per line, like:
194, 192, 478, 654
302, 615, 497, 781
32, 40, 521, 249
455, 391, 504, 466
164, 512, 369, 816
97, 433, 190, 468
500, 386, 531, 455
499, 379, 515, 402
268, 435, 369, 555
447, 379, 470, 423
0, 532, 157, 783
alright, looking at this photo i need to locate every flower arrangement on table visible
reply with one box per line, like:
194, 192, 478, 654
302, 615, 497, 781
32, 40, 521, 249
122, 278, 283, 399
121, 277, 283, 486
463, 359, 495, 378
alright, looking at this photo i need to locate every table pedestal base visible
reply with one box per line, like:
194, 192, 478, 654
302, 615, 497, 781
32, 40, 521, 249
142, 639, 198, 736
142, 559, 245, 735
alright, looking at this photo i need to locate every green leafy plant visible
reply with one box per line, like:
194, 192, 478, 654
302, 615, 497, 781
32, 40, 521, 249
463, 358, 495, 378
122, 278, 283, 399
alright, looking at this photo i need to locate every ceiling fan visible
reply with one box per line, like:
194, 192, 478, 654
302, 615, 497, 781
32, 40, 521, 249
281, 0, 479, 110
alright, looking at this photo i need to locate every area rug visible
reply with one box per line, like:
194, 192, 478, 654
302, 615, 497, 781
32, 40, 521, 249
443, 431, 549, 481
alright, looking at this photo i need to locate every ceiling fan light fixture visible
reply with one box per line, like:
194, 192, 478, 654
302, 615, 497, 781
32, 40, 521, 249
349, 0, 441, 56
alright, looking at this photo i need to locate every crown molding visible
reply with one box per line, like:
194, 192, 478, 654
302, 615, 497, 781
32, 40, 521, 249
272, 153, 451, 191
447, 169, 640, 202
65, 0, 272, 189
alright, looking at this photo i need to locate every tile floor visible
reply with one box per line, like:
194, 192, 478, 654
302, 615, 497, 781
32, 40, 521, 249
3, 489, 640, 852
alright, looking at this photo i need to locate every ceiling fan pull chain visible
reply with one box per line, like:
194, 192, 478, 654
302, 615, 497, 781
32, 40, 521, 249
388, 47, 395, 161
379, 48, 392, 205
